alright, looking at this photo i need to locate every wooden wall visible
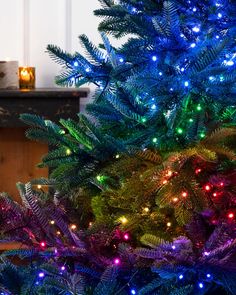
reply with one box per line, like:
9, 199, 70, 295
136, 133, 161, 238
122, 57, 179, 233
0, 127, 48, 202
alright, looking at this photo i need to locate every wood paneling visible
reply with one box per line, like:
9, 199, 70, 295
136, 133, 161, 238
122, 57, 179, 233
0, 128, 48, 202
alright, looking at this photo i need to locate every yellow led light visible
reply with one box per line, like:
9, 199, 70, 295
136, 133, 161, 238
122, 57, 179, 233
70, 224, 77, 230
56, 231, 61, 235
167, 222, 172, 227
172, 197, 179, 203
66, 149, 72, 155
37, 185, 42, 189
167, 170, 173, 177
162, 180, 168, 184
120, 217, 128, 224
50, 220, 55, 225
143, 207, 149, 213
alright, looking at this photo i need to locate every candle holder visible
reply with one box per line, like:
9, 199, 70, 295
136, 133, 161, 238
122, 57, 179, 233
19, 67, 35, 89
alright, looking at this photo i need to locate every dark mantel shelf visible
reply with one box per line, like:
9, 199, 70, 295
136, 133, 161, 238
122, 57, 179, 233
0, 88, 89, 127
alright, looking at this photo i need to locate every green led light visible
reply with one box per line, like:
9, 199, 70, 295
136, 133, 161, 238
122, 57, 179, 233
189, 118, 194, 123
96, 175, 105, 182
176, 128, 184, 134
200, 132, 205, 138
141, 117, 147, 123
152, 137, 158, 143
196, 104, 202, 111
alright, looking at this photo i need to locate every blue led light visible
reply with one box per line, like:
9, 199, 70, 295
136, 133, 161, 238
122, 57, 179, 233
73, 61, 79, 67
38, 272, 45, 278
184, 81, 189, 87
193, 7, 197, 12
190, 43, 196, 48
172, 245, 176, 250
85, 67, 91, 72
199, 282, 204, 289
151, 104, 157, 110
181, 67, 185, 72
131, 289, 136, 295
119, 58, 124, 63
179, 274, 184, 280
218, 13, 222, 18
159, 72, 163, 76
152, 55, 157, 62
226, 60, 234, 66
192, 26, 200, 33
207, 274, 211, 278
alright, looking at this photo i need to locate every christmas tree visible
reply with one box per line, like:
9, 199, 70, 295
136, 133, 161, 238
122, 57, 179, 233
1, 0, 236, 294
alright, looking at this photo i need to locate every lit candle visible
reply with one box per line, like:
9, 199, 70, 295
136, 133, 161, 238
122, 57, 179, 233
19, 66, 35, 89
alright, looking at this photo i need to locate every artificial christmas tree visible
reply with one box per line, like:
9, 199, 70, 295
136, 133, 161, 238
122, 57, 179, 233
1, 0, 236, 294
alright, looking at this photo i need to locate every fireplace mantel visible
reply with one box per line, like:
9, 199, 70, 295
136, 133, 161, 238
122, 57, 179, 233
0, 87, 89, 127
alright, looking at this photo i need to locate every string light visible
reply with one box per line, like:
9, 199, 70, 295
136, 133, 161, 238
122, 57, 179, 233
124, 233, 129, 241
162, 180, 168, 184
195, 168, 202, 174
167, 222, 172, 227
130, 289, 136, 295
192, 7, 197, 12
204, 251, 210, 256
119, 57, 124, 63
56, 231, 61, 235
37, 185, 42, 189
228, 213, 234, 219
206, 274, 211, 278
192, 26, 200, 33
217, 12, 222, 18
176, 127, 183, 134
152, 55, 157, 61
196, 104, 202, 111
159, 71, 163, 76
204, 184, 211, 191
200, 132, 205, 138
66, 149, 72, 155
172, 197, 179, 203
120, 216, 128, 224
184, 81, 189, 87
213, 192, 217, 197
40, 241, 46, 248
181, 192, 188, 197
114, 258, 121, 265
143, 207, 149, 213
172, 245, 176, 250
179, 274, 184, 280
85, 67, 91, 72
151, 104, 157, 110
167, 170, 173, 176
198, 282, 204, 289
50, 220, 55, 225
38, 272, 45, 278
115, 154, 120, 159
61, 266, 66, 271
219, 182, 224, 187
141, 117, 147, 123
190, 43, 196, 48
70, 224, 77, 230
152, 137, 158, 143
189, 118, 194, 123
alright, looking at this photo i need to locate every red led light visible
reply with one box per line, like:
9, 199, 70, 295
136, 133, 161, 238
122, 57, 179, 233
181, 192, 188, 197
228, 213, 234, 219
40, 241, 46, 247
204, 184, 211, 191
219, 182, 224, 187
195, 168, 202, 174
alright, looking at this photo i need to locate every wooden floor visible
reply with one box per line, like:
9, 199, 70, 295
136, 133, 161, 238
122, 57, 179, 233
0, 127, 48, 202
